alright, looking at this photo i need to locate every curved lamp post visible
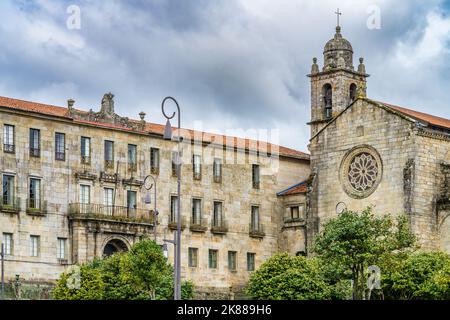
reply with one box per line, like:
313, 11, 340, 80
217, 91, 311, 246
161, 96, 182, 301
143, 175, 158, 241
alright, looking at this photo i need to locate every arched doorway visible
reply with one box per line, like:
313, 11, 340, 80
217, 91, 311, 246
103, 238, 129, 257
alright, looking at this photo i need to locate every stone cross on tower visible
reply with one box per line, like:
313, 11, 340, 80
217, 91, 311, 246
335, 8, 342, 27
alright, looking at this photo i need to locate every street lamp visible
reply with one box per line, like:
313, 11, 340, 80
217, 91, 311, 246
162, 96, 182, 301
143, 175, 158, 241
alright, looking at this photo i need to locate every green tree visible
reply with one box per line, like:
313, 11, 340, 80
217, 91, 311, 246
313, 207, 416, 299
53, 262, 105, 300
379, 251, 450, 300
54, 239, 194, 300
246, 253, 335, 300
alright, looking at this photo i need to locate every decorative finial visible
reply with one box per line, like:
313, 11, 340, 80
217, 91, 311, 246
358, 57, 366, 74
311, 57, 319, 74
139, 111, 146, 121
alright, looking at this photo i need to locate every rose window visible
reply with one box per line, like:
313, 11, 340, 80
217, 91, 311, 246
340, 146, 383, 199
348, 153, 378, 191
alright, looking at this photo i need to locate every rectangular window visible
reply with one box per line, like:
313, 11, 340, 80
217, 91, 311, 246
57, 238, 67, 260
251, 206, 260, 231
252, 164, 260, 189
208, 249, 218, 269
81, 137, 91, 164
213, 201, 223, 227
213, 158, 222, 183
2, 175, 15, 206
128, 144, 137, 171
2, 233, 13, 255
127, 190, 137, 209
55, 132, 65, 161
247, 253, 255, 271
30, 235, 40, 257
29, 129, 40, 157
170, 196, 179, 223
104, 140, 114, 169
228, 251, 237, 271
188, 247, 198, 268
29, 178, 41, 210
104, 188, 114, 215
172, 151, 179, 177
3, 125, 15, 153
193, 155, 202, 180
79, 185, 90, 204
150, 148, 160, 174
127, 190, 137, 218
291, 206, 300, 220
192, 198, 202, 225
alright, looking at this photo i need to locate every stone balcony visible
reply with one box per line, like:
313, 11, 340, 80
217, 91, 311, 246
26, 199, 48, 216
211, 219, 228, 234
189, 217, 208, 233
68, 203, 153, 224
168, 216, 186, 230
249, 223, 265, 238
0, 196, 21, 214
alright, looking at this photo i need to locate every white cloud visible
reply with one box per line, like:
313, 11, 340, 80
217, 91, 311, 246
394, 10, 450, 68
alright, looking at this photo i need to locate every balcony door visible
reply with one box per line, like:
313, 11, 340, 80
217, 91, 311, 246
104, 188, 114, 215
79, 185, 90, 213
127, 190, 137, 218
2, 175, 15, 206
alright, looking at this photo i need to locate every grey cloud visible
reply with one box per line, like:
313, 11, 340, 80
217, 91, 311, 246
0, 0, 449, 152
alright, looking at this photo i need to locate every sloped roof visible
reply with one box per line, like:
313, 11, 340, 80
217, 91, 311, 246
0, 95, 309, 160
277, 180, 308, 196
311, 97, 450, 141
374, 101, 450, 130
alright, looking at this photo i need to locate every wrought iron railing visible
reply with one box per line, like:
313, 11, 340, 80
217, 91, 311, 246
249, 222, 265, 238
69, 203, 153, 223
81, 155, 91, 165
104, 160, 114, 170
55, 151, 65, 161
0, 196, 20, 213
3, 144, 15, 153
128, 163, 137, 172
30, 147, 40, 157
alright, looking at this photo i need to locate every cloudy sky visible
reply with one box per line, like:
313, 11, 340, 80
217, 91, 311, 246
1, 0, 450, 152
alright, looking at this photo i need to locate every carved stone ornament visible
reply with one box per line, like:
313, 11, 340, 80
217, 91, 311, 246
339, 145, 383, 199
67, 93, 146, 132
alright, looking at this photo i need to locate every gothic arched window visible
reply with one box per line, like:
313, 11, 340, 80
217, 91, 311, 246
322, 84, 332, 119
350, 83, 357, 103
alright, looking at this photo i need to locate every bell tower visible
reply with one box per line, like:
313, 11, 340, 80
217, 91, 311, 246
307, 22, 369, 137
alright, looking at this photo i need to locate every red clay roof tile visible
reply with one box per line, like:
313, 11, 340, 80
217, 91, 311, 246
0, 95, 309, 160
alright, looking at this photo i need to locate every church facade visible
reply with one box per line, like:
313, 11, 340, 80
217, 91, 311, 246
0, 24, 449, 299
306, 25, 450, 254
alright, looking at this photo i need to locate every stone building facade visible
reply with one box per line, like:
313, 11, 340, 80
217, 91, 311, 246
0, 94, 310, 298
1, 24, 450, 299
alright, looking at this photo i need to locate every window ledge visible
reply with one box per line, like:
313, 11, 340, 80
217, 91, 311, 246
26, 209, 47, 216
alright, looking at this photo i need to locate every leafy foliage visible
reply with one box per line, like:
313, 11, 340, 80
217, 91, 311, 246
379, 251, 450, 300
313, 207, 416, 299
54, 239, 194, 300
246, 253, 335, 300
